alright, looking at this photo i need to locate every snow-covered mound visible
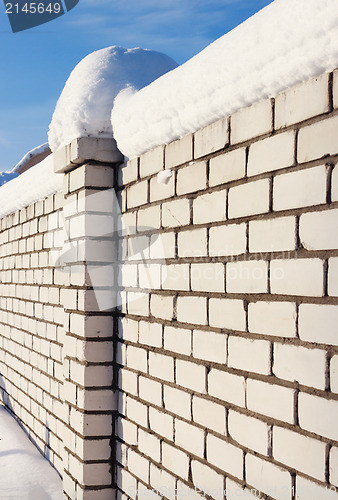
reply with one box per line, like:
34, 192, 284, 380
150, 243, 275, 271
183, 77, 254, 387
111, 0, 338, 158
48, 46, 178, 152
12, 142, 51, 173
0, 171, 19, 186
0, 154, 62, 218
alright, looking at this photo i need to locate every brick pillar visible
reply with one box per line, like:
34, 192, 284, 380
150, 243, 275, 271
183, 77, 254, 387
54, 138, 123, 500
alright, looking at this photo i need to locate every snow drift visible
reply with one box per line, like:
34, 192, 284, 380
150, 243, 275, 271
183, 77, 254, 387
48, 46, 178, 152
111, 0, 338, 158
0, 154, 62, 218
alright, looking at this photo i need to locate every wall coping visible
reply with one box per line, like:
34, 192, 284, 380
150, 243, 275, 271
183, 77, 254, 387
53, 137, 124, 174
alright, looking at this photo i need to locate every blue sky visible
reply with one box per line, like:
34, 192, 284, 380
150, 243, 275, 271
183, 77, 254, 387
0, 0, 272, 172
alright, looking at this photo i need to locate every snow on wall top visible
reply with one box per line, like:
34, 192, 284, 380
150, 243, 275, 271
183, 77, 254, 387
12, 142, 51, 174
111, 0, 338, 158
0, 154, 62, 218
48, 46, 178, 152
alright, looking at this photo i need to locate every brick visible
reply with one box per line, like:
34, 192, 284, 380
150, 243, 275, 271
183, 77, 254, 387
273, 343, 326, 390
176, 296, 207, 326
138, 321, 162, 348
194, 117, 229, 158
127, 180, 148, 209
191, 460, 224, 500
139, 262, 161, 291
120, 264, 137, 288
296, 476, 338, 500
149, 407, 173, 441
248, 131, 295, 177
298, 304, 338, 345
164, 326, 191, 356
209, 298, 246, 331
176, 161, 207, 196
117, 418, 137, 447
137, 205, 161, 231
246, 378, 295, 424
273, 427, 326, 481
150, 174, 174, 202
116, 467, 137, 498
228, 178, 270, 219
121, 159, 138, 185
127, 345, 147, 373
273, 165, 327, 211
299, 393, 338, 441
209, 222, 246, 257
165, 134, 193, 169
193, 329, 227, 363
275, 73, 330, 129
270, 258, 324, 297
231, 99, 272, 144
332, 165, 338, 202
193, 189, 227, 224
149, 352, 174, 382
138, 429, 161, 462
176, 482, 203, 500
228, 410, 270, 455
164, 385, 191, 420
191, 263, 225, 293
150, 294, 174, 321
175, 419, 204, 457
150, 464, 176, 500
178, 227, 208, 258
297, 114, 338, 163
207, 434, 243, 480
248, 301, 296, 338
331, 355, 338, 393
119, 369, 138, 395
150, 231, 175, 259
162, 443, 189, 480
225, 479, 260, 500
193, 396, 226, 435
139, 376, 162, 406
226, 260, 268, 294
300, 209, 338, 251
330, 446, 338, 487
118, 317, 138, 343
140, 145, 164, 178
176, 359, 206, 393
334, 70, 338, 109
209, 148, 246, 187
162, 198, 190, 228
128, 449, 149, 485
162, 264, 189, 291
208, 369, 246, 407
228, 336, 271, 375
249, 216, 296, 253
328, 258, 338, 297
246, 454, 292, 500
127, 291, 149, 316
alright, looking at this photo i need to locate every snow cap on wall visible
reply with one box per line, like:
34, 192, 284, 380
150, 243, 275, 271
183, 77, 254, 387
111, 0, 338, 158
48, 46, 178, 152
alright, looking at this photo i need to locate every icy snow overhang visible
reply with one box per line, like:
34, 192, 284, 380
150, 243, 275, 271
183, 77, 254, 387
48, 46, 178, 155
111, 0, 338, 159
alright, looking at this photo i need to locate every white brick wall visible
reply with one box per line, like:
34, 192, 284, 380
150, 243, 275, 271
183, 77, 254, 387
209, 148, 246, 187
273, 165, 327, 211
228, 179, 270, 218
231, 99, 272, 144
298, 393, 338, 441
228, 410, 270, 455
247, 131, 295, 176
298, 304, 338, 345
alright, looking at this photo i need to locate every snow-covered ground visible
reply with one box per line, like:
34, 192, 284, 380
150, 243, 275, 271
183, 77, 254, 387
0, 405, 62, 500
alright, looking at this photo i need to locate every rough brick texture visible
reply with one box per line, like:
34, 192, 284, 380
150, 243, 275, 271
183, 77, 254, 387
115, 69, 338, 500
1, 69, 338, 500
